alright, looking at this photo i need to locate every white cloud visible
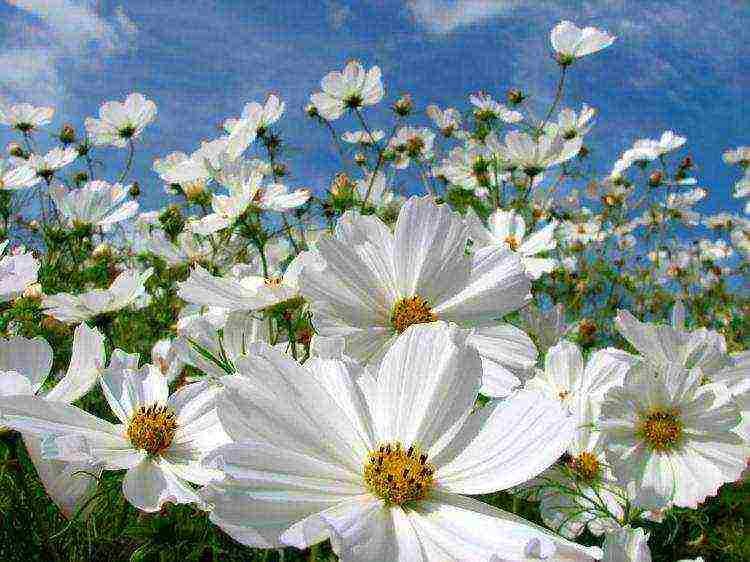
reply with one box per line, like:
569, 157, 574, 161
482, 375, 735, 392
0, 1, 138, 107
406, 0, 528, 33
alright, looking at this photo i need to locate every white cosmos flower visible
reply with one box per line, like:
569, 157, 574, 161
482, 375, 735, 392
469, 92, 523, 123
310, 60, 384, 121
525, 341, 633, 414
426, 104, 462, 137
550, 21, 616, 64
598, 360, 747, 511
0, 158, 39, 190
601, 527, 651, 562
0, 325, 105, 517
85, 92, 157, 148
0, 103, 54, 131
52, 180, 139, 231
299, 196, 537, 397
342, 129, 385, 145
388, 126, 435, 169
0, 353, 229, 512
43, 268, 153, 324
0, 242, 40, 302
466, 209, 557, 279
178, 252, 318, 313
501, 130, 582, 177
26, 146, 78, 181
201, 322, 600, 561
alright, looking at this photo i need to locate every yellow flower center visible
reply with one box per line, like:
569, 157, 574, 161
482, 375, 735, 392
390, 295, 437, 334
638, 409, 683, 451
126, 404, 178, 455
504, 236, 520, 251
568, 451, 601, 481
364, 442, 435, 505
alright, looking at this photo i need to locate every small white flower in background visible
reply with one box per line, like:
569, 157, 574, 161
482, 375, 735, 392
0, 325, 105, 517
52, 180, 139, 231
469, 91, 523, 123
466, 209, 557, 279
26, 146, 78, 181
0, 103, 54, 132
547, 104, 596, 140
42, 268, 153, 323
0, 241, 39, 302
551, 21, 616, 65
387, 126, 435, 169
0, 351, 229, 513
426, 103, 462, 137
342, 129, 385, 145
299, 196, 537, 397
501, 130, 582, 177
722, 146, 750, 167
0, 158, 39, 190
85, 93, 157, 148
601, 527, 651, 562
520, 303, 571, 352
178, 251, 318, 313
309, 60, 384, 120
599, 359, 746, 511
201, 322, 600, 560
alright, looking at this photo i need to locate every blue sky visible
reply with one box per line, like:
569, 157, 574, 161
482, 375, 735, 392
1, 0, 748, 215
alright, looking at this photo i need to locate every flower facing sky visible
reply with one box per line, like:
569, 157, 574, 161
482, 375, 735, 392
0, 352, 229, 512
299, 196, 536, 397
85, 93, 157, 148
310, 60, 384, 120
201, 322, 600, 560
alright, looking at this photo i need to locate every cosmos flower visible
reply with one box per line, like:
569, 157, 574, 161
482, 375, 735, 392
42, 268, 153, 324
0, 103, 54, 132
0, 354, 229, 512
85, 93, 157, 148
299, 196, 537, 397
0, 325, 105, 517
466, 209, 558, 279
550, 21, 616, 65
0, 241, 40, 303
0, 158, 39, 190
598, 360, 746, 510
201, 322, 600, 561
310, 60, 384, 120
52, 180, 139, 231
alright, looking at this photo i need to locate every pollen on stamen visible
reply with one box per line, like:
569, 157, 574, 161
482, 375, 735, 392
637, 409, 683, 452
126, 403, 178, 455
364, 441, 435, 505
390, 295, 437, 334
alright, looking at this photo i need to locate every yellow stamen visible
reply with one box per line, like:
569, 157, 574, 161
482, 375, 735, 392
364, 442, 434, 505
126, 403, 177, 455
390, 295, 437, 334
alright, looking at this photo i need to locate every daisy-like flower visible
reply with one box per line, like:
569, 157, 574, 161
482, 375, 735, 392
310, 60, 384, 121
548, 104, 596, 140
0, 103, 54, 132
43, 268, 153, 324
550, 21, 616, 65
52, 180, 139, 231
598, 360, 747, 510
342, 129, 385, 145
466, 209, 557, 279
501, 130, 582, 177
469, 92, 523, 124
426, 104, 462, 137
0, 353, 229, 512
0, 241, 40, 302
722, 146, 750, 167
85, 93, 157, 148
26, 146, 78, 182
0, 325, 105, 516
387, 126, 435, 169
201, 322, 600, 560
178, 251, 318, 314
0, 158, 39, 190
601, 527, 651, 562
299, 196, 537, 397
